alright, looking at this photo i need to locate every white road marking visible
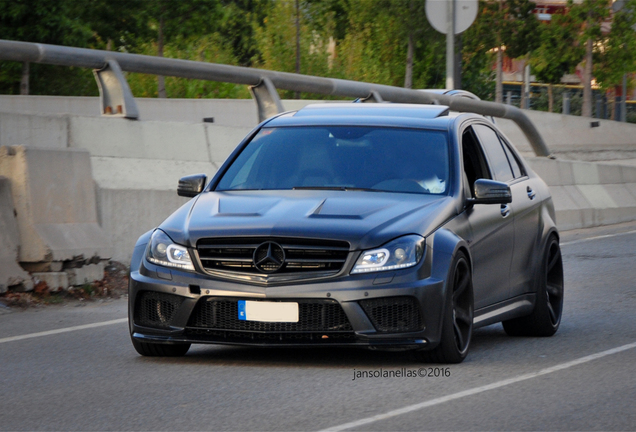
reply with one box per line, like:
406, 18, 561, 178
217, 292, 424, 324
0, 318, 128, 344
561, 229, 636, 246
319, 341, 636, 432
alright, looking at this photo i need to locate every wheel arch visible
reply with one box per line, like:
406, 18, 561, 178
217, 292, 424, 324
427, 227, 472, 342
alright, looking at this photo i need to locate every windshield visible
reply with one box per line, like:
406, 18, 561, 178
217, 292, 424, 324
215, 126, 450, 195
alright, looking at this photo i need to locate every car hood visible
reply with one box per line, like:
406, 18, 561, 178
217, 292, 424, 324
160, 190, 458, 251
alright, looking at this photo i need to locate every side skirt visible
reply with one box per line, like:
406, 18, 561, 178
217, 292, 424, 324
473, 294, 536, 329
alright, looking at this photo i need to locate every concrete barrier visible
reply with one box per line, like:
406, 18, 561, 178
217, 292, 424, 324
527, 158, 636, 230
2, 96, 636, 262
0, 176, 32, 292
497, 111, 636, 161
0, 95, 330, 126
0, 146, 112, 266
0, 112, 68, 149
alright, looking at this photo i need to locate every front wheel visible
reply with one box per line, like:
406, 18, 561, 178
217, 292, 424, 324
131, 337, 191, 357
503, 234, 564, 337
416, 251, 473, 364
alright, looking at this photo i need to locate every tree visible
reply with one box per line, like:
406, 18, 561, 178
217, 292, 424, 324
531, 13, 582, 112
478, 0, 539, 103
594, 0, 636, 108
569, 0, 611, 117
140, 0, 223, 97
0, 0, 92, 95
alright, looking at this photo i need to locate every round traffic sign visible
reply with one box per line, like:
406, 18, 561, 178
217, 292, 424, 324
426, 0, 479, 35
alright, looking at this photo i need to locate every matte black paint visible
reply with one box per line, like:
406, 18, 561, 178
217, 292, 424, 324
128, 104, 558, 353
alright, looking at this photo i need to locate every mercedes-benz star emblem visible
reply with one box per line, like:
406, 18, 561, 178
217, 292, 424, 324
253, 242, 285, 273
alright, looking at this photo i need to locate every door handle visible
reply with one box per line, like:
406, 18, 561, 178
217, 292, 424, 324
501, 204, 510, 218
527, 186, 536, 200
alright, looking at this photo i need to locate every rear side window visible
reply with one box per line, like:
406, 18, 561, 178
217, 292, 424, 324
473, 124, 514, 182
500, 139, 524, 179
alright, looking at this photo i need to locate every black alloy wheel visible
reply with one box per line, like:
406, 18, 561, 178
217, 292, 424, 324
416, 251, 473, 363
503, 234, 564, 337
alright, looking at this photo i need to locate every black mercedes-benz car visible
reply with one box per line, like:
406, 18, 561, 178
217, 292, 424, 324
128, 103, 564, 363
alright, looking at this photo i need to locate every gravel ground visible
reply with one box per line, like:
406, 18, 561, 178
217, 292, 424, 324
0, 261, 129, 310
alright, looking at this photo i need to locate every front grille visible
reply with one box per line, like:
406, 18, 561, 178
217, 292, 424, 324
187, 297, 353, 333
135, 291, 185, 329
196, 237, 350, 276
359, 296, 423, 333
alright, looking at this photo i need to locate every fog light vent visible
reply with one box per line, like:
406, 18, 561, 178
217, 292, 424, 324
135, 291, 184, 329
359, 296, 423, 333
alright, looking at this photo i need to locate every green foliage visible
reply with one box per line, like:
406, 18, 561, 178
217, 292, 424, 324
531, 14, 582, 85
126, 35, 250, 99
594, 0, 636, 89
3, 0, 636, 105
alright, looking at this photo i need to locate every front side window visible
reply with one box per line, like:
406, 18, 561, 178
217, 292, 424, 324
216, 126, 450, 195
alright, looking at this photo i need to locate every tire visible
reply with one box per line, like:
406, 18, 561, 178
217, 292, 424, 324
131, 337, 191, 357
416, 251, 474, 364
503, 234, 564, 337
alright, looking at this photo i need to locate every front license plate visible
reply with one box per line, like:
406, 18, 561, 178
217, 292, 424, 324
238, 300, 299, 323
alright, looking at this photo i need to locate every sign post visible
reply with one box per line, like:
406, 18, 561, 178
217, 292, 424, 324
426, 0, 478, 90
446, 0, 455, 89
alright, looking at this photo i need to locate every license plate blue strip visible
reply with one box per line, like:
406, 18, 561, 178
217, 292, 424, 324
238, 300, 246, 320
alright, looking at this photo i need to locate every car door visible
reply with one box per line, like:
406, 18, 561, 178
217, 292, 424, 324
461, 124, 514, 309
497, 134, 543, 298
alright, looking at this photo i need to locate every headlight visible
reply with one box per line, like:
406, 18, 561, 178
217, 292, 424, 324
146, 229, 195, 271
351, 235, 425, 274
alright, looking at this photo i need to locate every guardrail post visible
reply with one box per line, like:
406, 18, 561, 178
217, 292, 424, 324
93, 59, 139, 120
249, 77, 284, 123
562, 92, 570, 115
358, 91, 384, 103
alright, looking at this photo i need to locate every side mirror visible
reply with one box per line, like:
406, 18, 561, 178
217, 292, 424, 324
177, 174, 207, 197
467, 179, 512, 205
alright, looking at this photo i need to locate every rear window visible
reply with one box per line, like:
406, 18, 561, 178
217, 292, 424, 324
216, 126, 450, 195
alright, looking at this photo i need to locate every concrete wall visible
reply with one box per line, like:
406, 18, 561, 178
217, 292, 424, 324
526, 158, 636, 230
497, 111, 636, 161
0, 95, 331, 127
0, 176, 32, 292
2, 95, 636, 263
0, 146, 112, 263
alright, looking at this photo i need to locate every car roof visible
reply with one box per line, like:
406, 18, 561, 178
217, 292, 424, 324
265, 103, 471, 130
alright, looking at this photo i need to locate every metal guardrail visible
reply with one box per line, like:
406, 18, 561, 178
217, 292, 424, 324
0, 39, 551, 157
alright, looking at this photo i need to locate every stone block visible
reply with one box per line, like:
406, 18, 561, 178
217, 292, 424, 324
31, 272, 69, 292
0, 146, 112, 263
0, 112, 68, 149
619, 165, 636, 183
597, 163, 623, 184
95, 188, 189, 263
90, 157, 218, 191
572, 161, 600, 185
69, 116, 211, 162
0, 176, 32, 293
65, 262, 105, 286
576, 185, 618, 209
603, 184, 636, 207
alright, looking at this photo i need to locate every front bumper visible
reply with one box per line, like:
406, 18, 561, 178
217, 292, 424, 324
129, 259, 446, 350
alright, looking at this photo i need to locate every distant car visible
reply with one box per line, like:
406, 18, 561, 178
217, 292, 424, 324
128, 103, 564, 363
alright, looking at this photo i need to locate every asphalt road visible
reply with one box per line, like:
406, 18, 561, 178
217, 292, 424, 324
1, 222, 636, 431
